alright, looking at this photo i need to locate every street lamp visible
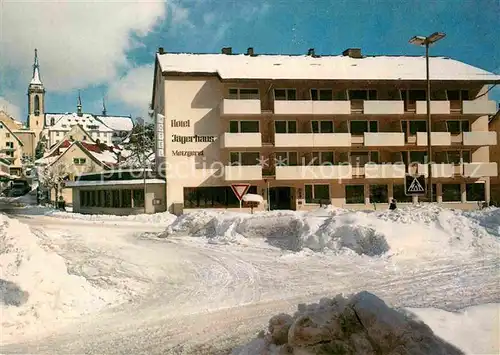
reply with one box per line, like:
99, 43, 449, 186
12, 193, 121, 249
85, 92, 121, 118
409, 32, 446, 202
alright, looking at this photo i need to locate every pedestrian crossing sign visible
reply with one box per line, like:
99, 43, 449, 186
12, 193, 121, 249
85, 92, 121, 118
405, 174, 426, 196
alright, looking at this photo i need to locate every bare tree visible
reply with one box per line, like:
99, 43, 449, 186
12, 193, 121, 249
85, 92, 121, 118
37, 162, 69, 206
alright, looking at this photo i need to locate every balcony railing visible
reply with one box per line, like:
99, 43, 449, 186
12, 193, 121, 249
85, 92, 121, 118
462, 100, 497, 115
416, 101, 451, 115
274, 100, 351, 115
274, 133, 351, 148
462, 131, 497, 146
364, 132, 405, 147
219, 133, 262, 148
363, 101, 405, 115
463, 162, 498, 177
224, 165, 262, 181
364, 163, 406, 178
275, 165, 352, 180
220, 99, 261, 115
416, 132, 452, 146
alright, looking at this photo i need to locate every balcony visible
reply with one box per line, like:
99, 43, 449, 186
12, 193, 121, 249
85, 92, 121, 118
463, 162, 498, 177
274, 101, 351, 115
364, 163, 406, 179
416, 101, 450, 115
462, 132, 497, 146
275, 165, 352, 180
363, 101, 404, 115
416, 132, 452, 146
364, 132, 405, 147
418, 163, 454, 178
462, 100, 497, 115
220, 99, 261, 115
274, 133, 351, 148
220, 133, 262, 148
224, 165, 262, 181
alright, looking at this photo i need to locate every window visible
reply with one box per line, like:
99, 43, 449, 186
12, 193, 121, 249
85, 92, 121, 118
346, 185, 364, 204
73, 158, 86, 165
442, 184, 461, 202
229, 120, 259, 133
112, 190, 120, 208
466, 183, 485, 202
183, 186, 257, 208
430, 90, 447, 100
446, 120, 470, 134
393, 184, 413, 203
407, 90, 426, 101
350, 151, 379, 165
83, 136, 87, 141
409, 151, 426, 164
5, 142, 13, 148
274, 89, 296, 101
56, 131, 60, 137
133, 189, 145, 208
0, 124, 3, 129
350, 120, 378, 134
311, 151, 334, 165
34, 95, 40, 115
230, 152, 260, 165
402, 120, 427, 134
95, 191, 102, 207
370, 185, 388, 203
311, 89, 333, 101
103, 191, 111, 207
275, 152, 298, 166
311, 120, 334, 133
121, 190, 132, 208
348, 90, 377, 100
305, 184, 330, 204
228, 88, 260, 100
443, 151, 470, 164
5, 133, 10, 138
275, 120, 297, 133
447, 90, 469, 101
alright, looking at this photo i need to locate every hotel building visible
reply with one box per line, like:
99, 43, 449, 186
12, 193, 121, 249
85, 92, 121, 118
151, 47, 499, 214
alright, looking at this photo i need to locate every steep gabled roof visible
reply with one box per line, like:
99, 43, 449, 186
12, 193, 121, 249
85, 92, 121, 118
1, 123, 24, 146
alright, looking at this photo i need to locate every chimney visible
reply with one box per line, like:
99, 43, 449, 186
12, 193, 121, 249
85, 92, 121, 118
307, 48, 315, 57
158, 47, 165, 54
342, 48, 362, 59
246, 47, 255, 56
221, 47, 232, 55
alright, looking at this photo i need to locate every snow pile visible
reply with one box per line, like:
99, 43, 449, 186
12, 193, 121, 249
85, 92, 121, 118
0, 214, 119, 343
159, 205, 498, 257
49, 210, 177, 225
232, 291, 464, 355
464, 207, 500, 237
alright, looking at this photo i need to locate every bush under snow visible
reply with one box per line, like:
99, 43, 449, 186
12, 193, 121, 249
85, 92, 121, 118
159, 205, 499, 257
232, 291, 464, 355
0, 214, 120, 344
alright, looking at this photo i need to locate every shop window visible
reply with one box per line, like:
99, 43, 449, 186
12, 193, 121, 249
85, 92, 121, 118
133, 189, 145, 208
104, 191, 112, 207
442, 184, 461, 202
370, 185, 388, 203
346, 185, 364, 204
466, 183, 484, 202
112, 190, 120, 207
121, 190, 132, 208
183, 186, 257, 208
305, 184, 330, 204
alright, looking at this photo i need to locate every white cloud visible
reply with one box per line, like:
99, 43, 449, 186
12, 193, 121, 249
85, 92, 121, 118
107, 65, 153, 119
0, 97, 22, 120
0, 0, 167, 92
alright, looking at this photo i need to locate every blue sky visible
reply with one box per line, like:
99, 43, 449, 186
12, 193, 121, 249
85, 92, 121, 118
0, 0, 498, 122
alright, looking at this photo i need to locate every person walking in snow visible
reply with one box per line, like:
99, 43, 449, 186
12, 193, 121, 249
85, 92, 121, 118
389, 198, 397, 210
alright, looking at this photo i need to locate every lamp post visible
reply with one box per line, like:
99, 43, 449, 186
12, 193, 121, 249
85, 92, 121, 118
409, 32, 446, 202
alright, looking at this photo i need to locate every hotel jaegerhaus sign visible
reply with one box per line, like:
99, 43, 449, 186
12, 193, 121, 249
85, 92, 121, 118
170, 119, 216, 157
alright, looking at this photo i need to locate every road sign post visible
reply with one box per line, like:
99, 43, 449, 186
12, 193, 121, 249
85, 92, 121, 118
230, 184, 251, 209
405, 174, 426, 196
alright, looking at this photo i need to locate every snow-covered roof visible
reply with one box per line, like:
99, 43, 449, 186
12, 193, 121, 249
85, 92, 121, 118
30, 67, 42, 85
96, 115, 133, 132
66, 179, 165, 187
46, 113, 113, 132
157, 53, 500, 82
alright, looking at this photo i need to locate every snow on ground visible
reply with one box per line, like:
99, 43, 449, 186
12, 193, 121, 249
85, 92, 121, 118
0, 214, 121, 343
161, 205, 499, 259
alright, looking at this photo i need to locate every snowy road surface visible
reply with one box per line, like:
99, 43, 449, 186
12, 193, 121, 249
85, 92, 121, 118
1, 208, 499, 354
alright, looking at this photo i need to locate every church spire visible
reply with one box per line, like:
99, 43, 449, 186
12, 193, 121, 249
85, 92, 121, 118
102, 95, 107, 116
77, 90, 83, 116
30, 49, 42, 86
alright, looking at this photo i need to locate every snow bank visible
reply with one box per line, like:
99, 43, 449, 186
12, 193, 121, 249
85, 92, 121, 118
232, 291, 465, 355
160, 205, 498, 257
0, 214, 120, 344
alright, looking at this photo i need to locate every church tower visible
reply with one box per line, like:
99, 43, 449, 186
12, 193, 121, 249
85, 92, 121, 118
28, 49, 45, 138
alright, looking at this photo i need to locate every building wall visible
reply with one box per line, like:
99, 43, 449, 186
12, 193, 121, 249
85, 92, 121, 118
0, 111, 23, 130
490, 117, 500, 203
15, 131, 36, 158
157, 72, 497, 213
0, 124, 24, 174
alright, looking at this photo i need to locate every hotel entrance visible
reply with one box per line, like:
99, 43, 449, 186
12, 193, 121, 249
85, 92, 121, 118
269, 186, 293, 210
